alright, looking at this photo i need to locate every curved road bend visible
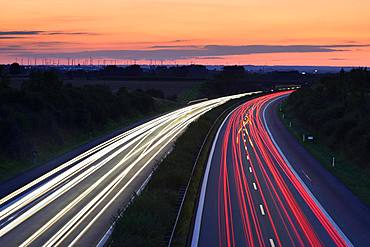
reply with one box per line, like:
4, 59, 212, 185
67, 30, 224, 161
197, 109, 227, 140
192, 91, 370, 247
0, 92, 258, 247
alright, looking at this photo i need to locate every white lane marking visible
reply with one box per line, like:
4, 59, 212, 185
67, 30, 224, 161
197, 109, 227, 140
262, 95, 353, 247
249, 167, 252, 173
301, 169, 312, 182
253, 182, 257, 191
269, 238, 276, 247
246, 155, 249, 160
191, 110, 236, 247
259, 204, 265, 215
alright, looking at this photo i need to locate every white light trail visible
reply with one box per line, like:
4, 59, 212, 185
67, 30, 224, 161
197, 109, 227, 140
0, 91, 261, 245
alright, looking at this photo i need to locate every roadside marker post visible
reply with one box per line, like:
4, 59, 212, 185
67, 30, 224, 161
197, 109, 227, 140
332, 156, 335, 167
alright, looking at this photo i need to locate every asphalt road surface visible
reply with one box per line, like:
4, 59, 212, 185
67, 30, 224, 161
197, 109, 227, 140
0, 91, 258, 247
192, 91, 370, 247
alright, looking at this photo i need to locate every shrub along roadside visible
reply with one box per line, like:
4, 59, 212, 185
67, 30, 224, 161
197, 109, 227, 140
0, 70, 178, 182
0, 99, 176, 183
279, 101, 370, 206
109, 94, 258, 246
285, 69, 370, 166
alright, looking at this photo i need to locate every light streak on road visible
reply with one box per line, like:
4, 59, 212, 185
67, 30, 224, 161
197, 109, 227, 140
0, 91, 260, 246
193, 91, 352, 247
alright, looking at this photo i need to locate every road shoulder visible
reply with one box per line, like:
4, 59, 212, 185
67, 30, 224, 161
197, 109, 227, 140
264, 96, 370, 245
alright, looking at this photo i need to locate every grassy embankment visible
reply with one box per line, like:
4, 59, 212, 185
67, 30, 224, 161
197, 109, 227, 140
110, 94, 259, 246
0, 98, 177, 182
0, 69, 179, 183
279, 101, 370, 206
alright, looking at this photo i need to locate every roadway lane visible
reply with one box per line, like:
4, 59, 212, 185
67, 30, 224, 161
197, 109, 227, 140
0, 91, 259, 247
264, 95, 370, 245
192, 91, 367, 247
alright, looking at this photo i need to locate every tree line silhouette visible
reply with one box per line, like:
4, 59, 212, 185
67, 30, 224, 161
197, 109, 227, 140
287, 68, 370, 166
0, 68, 156, 163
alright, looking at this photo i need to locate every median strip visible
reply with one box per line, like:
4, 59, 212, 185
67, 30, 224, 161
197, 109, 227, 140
108, 93, 260, 246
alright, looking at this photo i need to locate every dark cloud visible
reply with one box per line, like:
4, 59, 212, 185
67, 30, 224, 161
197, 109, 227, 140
45, 32, 97, 35
0, 45, 25, 52
0, 42, 76, 54
321, 44, 370, 48
12, 44, 370, 60
117, 39, 194, 46
345, 41, 359, 44
0, 30, 96, 38
150, 45, 200, 49
0, 36, 27, 39
196, 56, 225, 60
203, 45, 339, 55
5, 45, 22, 48
0, 31, 43, 35
31, 41, 79, 47
171, 39, 192, 43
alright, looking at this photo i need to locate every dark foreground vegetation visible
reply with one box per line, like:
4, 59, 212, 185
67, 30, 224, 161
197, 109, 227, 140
110, 94, 256, 246
0, 67, 174, 181
287, 68, 370, 166
285, 68, 370, 204
0, 62, 317, 181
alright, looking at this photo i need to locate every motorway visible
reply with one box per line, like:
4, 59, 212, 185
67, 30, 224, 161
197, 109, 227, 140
0, 91, 258, 247
192, 91, 370, 247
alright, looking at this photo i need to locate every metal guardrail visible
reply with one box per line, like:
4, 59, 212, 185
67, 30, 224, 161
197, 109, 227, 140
96, 150, 173, 247
187, 98, 209, 105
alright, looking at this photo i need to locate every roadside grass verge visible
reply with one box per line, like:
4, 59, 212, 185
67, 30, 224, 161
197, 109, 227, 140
170, 98, 235, 247
279, 101, 370, 206
109, 94, 258, 246
0, 98, 178, 182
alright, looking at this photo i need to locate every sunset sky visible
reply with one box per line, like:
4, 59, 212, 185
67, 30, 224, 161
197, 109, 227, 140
1, 0, 369, 65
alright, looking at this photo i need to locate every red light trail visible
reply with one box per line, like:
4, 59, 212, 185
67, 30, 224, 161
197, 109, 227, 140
216, 91, 348, 246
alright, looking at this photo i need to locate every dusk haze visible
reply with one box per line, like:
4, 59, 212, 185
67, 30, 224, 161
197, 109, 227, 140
1, 0, 370, 65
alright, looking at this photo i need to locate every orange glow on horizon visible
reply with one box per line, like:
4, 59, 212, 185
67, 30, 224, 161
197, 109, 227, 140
1, 0, 369, 65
